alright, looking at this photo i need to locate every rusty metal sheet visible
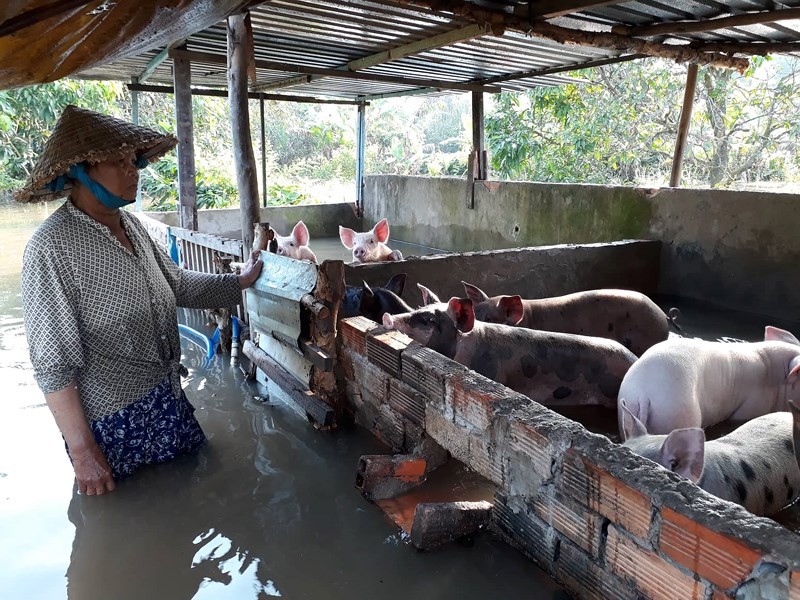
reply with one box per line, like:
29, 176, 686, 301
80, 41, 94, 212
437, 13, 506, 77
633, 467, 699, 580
0, 0, 250, 90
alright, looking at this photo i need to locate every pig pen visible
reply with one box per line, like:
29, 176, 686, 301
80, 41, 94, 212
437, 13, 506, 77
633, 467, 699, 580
244, 240, 800, 600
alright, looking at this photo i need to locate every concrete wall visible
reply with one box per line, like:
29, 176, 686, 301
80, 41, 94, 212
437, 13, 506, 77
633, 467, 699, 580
364, 176, 800, 322
142, 202, 360, 239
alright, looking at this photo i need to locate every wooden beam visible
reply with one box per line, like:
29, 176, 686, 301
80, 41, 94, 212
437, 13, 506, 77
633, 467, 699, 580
127, 83, 367, 105
170, 48, 503, 93
389, 0, 750, 70
612, 7, 800, 38
251, 74, 313, 92
478, 53, 646, 85
686, 40, 800, 56
139, 47, 170, 83
0, 0, 96, 38
670, 63, 699, 188
228, 13, 260, 252
173, 56, 197, 231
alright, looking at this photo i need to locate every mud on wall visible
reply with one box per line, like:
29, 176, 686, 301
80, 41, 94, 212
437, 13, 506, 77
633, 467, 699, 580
364, 176, 800, 322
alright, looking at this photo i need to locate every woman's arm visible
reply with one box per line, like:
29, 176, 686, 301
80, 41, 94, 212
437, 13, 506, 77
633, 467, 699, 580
45, 382, 115, 495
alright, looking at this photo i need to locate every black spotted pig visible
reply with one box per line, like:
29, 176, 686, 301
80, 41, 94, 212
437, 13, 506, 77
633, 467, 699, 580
621, 401, 800, 517
339, 218, 403, 263
383, 297, 636, 407
340, 274, 408, 321
618, 326, 800, 437
463, 282, 672, 357
417, 283, 441, 306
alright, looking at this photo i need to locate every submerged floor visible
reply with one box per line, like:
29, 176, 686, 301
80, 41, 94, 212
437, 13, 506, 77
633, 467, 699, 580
0, 203, 567, 599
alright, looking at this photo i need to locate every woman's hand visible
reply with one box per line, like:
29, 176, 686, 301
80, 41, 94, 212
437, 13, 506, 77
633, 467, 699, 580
238, 250, 264, 289
71, 442, 116, 495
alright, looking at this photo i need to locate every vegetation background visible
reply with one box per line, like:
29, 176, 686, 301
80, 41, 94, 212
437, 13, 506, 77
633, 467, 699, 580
1, 55, 799, 209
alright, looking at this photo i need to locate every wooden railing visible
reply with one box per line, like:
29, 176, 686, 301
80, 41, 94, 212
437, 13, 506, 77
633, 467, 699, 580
134, 213, 248, 321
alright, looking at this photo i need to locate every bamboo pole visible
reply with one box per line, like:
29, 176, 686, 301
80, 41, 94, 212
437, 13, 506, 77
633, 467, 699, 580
670, 63, 699, 188
227, 12, 260, 253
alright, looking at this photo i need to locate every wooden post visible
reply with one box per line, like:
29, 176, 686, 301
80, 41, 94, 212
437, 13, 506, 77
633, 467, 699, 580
472, 90, 487, 180
173, 56, 198, 230
259, 93, 267, 207
670, 63, 699, 188
227, 12, 260, 252
356, 101, 366, 216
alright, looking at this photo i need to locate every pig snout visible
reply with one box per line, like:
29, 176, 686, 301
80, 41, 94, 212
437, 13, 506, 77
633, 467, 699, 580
382, 313, 395, 329
354, 246, 367, 261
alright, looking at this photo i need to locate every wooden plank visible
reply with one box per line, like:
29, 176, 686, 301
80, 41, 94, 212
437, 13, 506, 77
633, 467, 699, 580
243, 340, 334, 428
173, 55, 198, 231
302, 341, 333, 372
227, 14, 260, 252
127, 83, 367, 105
170, 49, 503, 94
524, 0, 623, 19
169, 227, 244, 256
613, 7, 800, 38
670, 63, 699, 188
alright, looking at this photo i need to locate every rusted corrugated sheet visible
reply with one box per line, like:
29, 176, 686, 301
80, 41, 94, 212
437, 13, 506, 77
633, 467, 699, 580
0, 0, 252, 90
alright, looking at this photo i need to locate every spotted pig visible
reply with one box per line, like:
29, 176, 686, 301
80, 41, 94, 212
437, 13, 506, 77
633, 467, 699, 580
618, 326, 800, 437
792, 400, 800, 470
463, 283, 672, 357
621, 401, 800, 517
383, 297, 636, 407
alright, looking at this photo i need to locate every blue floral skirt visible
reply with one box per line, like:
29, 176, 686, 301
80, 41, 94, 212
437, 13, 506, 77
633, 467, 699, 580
68, 377, 207, 480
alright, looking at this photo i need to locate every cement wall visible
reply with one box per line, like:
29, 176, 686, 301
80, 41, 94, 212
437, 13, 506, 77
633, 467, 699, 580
142, 202, 360, 239
364, 176, 800, 322
339, 316, 800, 600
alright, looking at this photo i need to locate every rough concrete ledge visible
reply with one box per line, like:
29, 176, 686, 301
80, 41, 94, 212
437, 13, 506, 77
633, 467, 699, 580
338, 316, 800, 600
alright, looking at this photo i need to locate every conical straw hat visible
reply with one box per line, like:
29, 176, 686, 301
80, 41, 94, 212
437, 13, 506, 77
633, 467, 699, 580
14, 105, 177, 203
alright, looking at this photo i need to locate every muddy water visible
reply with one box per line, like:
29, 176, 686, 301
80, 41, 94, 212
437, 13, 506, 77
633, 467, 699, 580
0, 201, 566, 599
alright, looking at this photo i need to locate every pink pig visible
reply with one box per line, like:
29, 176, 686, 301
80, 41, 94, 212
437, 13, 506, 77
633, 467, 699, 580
339, 218, 403, 263
276, 221, 317, 263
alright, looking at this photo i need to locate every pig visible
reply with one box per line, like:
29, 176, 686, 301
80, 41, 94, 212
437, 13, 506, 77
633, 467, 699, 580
463, 283, 672, 357
383, 297, 637, 407
340, 273, 408, 321
339, 218, 403, 263
417, 283, 441, 306
274, 221, 317, 263
621, 401, 800, 517
618, 326, 800, 438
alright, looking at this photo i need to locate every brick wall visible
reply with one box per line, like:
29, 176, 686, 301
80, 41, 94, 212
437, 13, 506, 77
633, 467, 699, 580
338, 317, 800, 600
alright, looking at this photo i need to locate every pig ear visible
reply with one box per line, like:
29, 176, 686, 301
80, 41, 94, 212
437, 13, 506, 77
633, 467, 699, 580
660, 428, 705, 483
498, 295, 525, 325
417, 283, 440, 306
339, 226, 356, 249
788, 356, 800, 383
447, 297, 475, 333
373, 218, 390, 243
361, 281, 374, 297
619, 399, 648, 440
292, 221, 310, 246
462, 281, 489, 304
384, 273, 406, 297
765, 326, 800, 346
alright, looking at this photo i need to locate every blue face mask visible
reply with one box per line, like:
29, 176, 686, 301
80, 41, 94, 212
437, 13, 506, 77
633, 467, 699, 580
47, 156, 148, 209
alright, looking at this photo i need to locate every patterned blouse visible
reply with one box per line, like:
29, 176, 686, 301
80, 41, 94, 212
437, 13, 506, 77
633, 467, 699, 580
21, 200, 242, 421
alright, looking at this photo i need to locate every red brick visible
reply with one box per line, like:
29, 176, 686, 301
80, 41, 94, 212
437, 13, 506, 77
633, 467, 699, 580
659, 508, 761, 591
508, 421, 555, 481
446, 371, 509, 431
555, 538, 638, 600
387, 378, 425, 426
710, 589, 734, 600
606, 525, 705, 600
350, 354, 390, 405
339, 316, 380, 356
560, 448, 653, 540
791, 571, 800, 600
366, 329, 414, 377
531, 491, 604, 558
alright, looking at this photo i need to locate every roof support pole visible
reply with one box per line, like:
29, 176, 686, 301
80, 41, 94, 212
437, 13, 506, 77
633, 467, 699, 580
131, 78, 142, 212
472, 90, 487, 180
670, 63, 699, 188
173, 55, 198, 231
227, 12, 260, 252
356, 101, 366, 217
260, 94, 267, 208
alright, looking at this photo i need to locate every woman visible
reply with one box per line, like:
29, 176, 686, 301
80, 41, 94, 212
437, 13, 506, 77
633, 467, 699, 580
17, 105, 263, 495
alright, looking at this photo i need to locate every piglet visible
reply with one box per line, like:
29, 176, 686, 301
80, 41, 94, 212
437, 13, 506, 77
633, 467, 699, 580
339, 218, 403, 263
621, 401, 800, 517
791, 400, 800, 470
417, 283, 441, 306
383, 297, 636, 407
618, 326, 800, 437
275, 221, 317, 263
340, 273, 410, 322
463, 283, 672, 357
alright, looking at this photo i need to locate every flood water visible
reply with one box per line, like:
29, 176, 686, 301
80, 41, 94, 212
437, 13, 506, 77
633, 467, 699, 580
0, 201, 568, 599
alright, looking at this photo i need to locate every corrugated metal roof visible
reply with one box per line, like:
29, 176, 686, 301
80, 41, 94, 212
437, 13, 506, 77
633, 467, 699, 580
75, 0, 800, 101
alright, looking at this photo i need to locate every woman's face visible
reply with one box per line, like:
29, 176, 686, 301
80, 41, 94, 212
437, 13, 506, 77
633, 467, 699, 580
86, 151, 139, 201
